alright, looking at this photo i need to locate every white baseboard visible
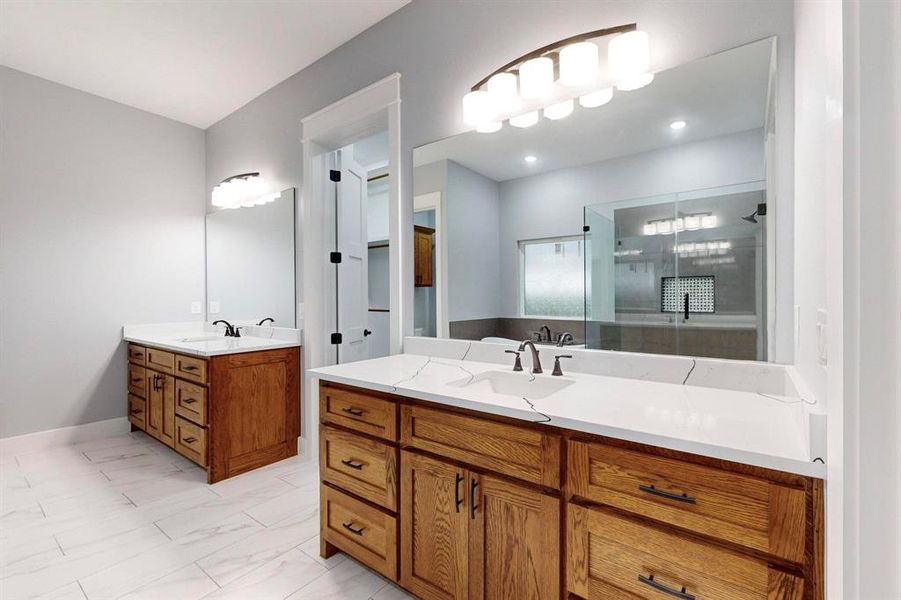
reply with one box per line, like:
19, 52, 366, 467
1, 417, 130, 456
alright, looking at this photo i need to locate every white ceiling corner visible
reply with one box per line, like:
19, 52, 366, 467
0, 0, 410, 129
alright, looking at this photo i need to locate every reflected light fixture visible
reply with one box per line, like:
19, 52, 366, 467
462, 24, 653, 132
670, 120, 687, 130
211, 172, 276, 209
524, 155, 538, 163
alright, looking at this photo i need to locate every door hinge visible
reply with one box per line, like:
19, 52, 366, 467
329, 251, 342, 264
583, 225, 590, 232
329, 169, 341, 182
330, 332, 343, 345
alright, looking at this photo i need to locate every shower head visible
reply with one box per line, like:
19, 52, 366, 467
741, 211, 759, 224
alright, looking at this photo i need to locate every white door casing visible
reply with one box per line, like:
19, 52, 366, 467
336, 147, 369, 363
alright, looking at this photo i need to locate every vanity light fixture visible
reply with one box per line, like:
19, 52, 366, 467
510, 110, 540, 128
643, 213, 717, 235
462, 23, 653, 132
524, 155, 538, 163
211, 172, 279, 209
670, 120, 687, 130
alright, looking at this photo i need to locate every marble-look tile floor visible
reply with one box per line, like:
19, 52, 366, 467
1, 431, 413, 600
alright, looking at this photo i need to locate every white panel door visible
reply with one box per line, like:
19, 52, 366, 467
337, 148, 369, 363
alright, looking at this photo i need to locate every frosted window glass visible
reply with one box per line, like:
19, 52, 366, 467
522, 238, 587, 317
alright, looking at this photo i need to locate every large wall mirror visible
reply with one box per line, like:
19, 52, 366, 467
206, 187, 296, 327
412, 38, 777, 362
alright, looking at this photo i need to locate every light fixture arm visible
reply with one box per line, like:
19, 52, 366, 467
470, 23, 637, 91
219, 171, 260, 185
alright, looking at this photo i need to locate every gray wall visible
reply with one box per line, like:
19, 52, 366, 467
203, 0, 796, 361
497, 129, 765, 316
0, 67, 206, 438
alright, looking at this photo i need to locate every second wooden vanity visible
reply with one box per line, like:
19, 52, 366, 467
128, 342, 300, 483
318, 381, 824, 600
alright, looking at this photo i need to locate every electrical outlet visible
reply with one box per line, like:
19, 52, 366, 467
209, 301, 220, 315
816, 308, 828, 366
190, 301, 202, 315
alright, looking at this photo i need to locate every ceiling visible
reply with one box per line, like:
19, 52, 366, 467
0, 0, 409, 129
414, 38, 773, 182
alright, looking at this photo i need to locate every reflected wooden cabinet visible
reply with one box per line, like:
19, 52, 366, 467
128, 342, 300, 483
414, 225, 434, 287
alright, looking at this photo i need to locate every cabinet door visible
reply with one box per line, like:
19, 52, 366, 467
158, 374, 176, 447
414, 229, 433, 287
400, 450, 469, 600
145, 371, 163, 440
468, 473, 560, 600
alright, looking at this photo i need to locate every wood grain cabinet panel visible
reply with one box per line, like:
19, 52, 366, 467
414, 225, 434, 287
468, 473, 560, 600
127, 364, 146, 397
175, 354, 207, 384
146, 347, 175, 374
127, 344, 146, 366
145, 370, 175, 447
321, 484, 398, 580
401, 404, 560, 488
320, 384, 397, 441
567, 504, 805, 600
568, 440, 807, 563
127, 394, 146, 430
175, 416, 207, 466
400, 450, 470, 600
175, 379, 206, 426
320, 425, 398, 511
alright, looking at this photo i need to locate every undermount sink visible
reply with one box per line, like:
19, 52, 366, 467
177, 335, 224, 343
448, 370, 574, 400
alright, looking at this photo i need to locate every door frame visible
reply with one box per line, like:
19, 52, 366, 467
301, 73, 404, 456
413, 191, 448, 338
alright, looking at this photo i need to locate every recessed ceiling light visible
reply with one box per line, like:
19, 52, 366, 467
670, 120, 687, 130
524, 155, 538, 163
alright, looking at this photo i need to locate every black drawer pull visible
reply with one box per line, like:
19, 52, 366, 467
130, 408, 142, 415
639, 574, 695, 600
183, 437, 197, 444
341, 407, 365, 417
131, 378, 141, 384
470, 478, 479, 519
639, 484, 697, 504
181, 364, 198, 371
342, 521, 365, 536
454, 473, 464, 512
340, 458, 365, 470
182, 397, 198, 404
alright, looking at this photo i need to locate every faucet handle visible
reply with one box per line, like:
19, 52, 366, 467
504, 349, 523, 372
552, 354, 573, 376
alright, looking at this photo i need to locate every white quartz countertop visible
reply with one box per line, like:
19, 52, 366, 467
310, 353, 825, 479
123, 322, 301, 357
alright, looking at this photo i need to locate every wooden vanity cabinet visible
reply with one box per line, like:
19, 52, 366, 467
318, 382, 824, 600
127, 342, 300, 483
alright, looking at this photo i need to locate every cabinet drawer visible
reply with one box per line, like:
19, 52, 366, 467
128, 394, 146, 430
321, 484, 397, 581
320, 384, 397, 441
401, 404, 561, 488
145, 347, 175, 374
174, 416, 207, 467
127, 364, 146, 397
175, 354, 207, 384
567, 504, 805, 600
127, 344, 146, 366
568, 441, 806, 563
321, 426, 397, 511
175, 379, 206, 426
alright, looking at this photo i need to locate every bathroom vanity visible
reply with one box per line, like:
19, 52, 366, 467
124, 325, 301, 483
312, 349, 824, 600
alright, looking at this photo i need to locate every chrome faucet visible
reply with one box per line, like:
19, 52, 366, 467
518, 340, 543, 374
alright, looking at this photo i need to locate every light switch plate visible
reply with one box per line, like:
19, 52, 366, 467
190, 301, 202, 314
209, 301, 221, 315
